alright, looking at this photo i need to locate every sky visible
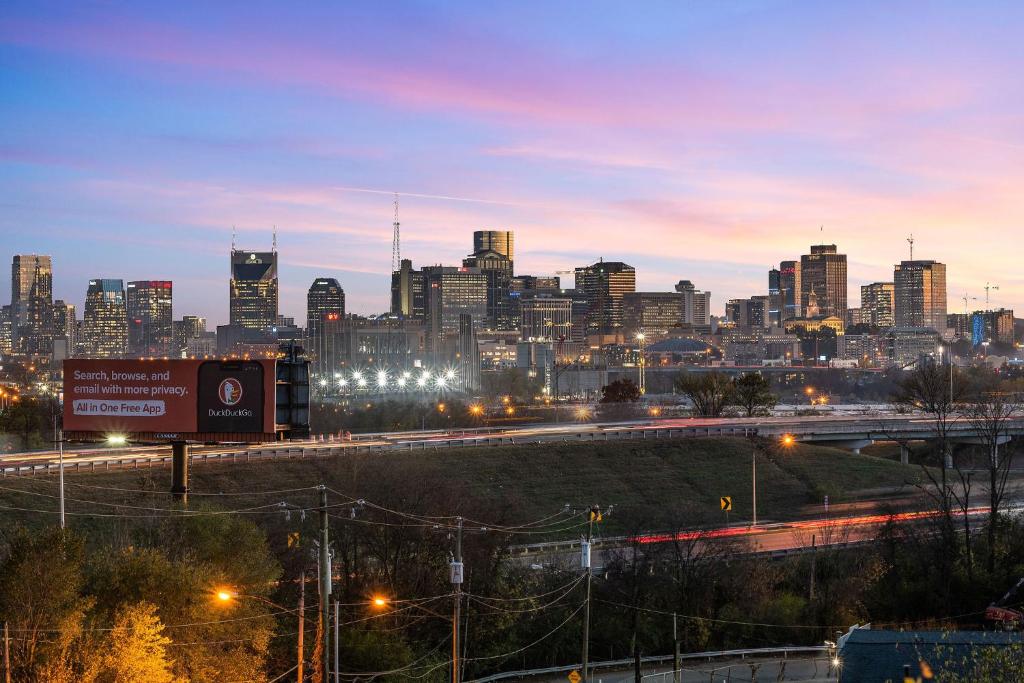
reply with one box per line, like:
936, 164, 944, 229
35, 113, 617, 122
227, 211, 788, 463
3, 1, 1024, 325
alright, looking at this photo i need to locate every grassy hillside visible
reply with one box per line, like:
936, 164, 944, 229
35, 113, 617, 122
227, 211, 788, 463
0, 438, 928, 538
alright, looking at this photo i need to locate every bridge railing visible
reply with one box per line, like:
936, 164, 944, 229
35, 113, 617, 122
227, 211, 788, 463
466, 646, 829, 683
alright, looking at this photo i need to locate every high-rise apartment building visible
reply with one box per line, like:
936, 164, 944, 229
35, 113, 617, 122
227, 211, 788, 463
229, 249, 278, 333
473, 230, 514, 261
779, 260, 801, 320
83, 279, 127, 358
861, 282, 895, 328
306, 278, 345, 366
894, 261, 947, 331
800, 245, 847, 319
463, 246, 514, 330
622, 292, 684, 340
10, 254, 53, 354
126, 280, 173, 357
675, 280, 712, 328
391, 259, 426, 322
575, 260, 636, 335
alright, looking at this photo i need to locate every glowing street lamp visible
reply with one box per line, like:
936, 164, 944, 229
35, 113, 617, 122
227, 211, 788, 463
635, 332, 647, 394
376, 371, 388, 389
107, 435, 127, 446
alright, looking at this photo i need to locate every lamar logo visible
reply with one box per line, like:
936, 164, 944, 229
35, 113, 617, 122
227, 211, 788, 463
217, 378, 243, 406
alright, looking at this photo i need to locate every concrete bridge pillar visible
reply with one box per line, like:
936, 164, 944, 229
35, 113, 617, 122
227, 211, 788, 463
827, 439, 874, 455
900, 444, 909, 465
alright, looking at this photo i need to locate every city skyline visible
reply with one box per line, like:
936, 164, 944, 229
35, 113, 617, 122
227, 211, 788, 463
4, 2, 1024, 322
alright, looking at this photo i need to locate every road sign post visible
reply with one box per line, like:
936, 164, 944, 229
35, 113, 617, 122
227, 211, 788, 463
721, 496, 732, 526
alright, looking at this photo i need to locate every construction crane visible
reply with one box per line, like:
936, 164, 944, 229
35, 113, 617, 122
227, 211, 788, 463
985, 282, 1000, 309
962, 294, 978, 315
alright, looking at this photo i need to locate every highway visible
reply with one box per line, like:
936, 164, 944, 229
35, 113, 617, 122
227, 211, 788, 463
2, 411, 1013, 474
511, 504, 1013, 568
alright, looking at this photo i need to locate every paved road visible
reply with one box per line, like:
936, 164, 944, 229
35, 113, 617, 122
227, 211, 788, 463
535, 657, 836, 682
3, 412, 1016, 474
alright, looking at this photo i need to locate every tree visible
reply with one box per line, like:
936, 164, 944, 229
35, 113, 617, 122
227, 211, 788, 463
891, 361, 973, 605
92, 602, 179, 683
963, 390, 1021, 574
675, 371, 733, 417
730, 373, 776, 417
600, 379, 641, 403
0, 527, 89, 678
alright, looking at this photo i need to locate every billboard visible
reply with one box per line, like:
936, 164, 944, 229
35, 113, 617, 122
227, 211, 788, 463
63, 359, 276, 442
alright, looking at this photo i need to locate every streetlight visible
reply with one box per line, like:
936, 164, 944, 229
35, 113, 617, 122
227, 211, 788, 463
635, 332, 647, 394
107, 434, 127, 446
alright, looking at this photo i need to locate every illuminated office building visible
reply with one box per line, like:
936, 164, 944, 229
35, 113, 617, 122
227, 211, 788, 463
894, 261, 947, 331
229, 249, 278, 333
83, 279, 128, 358
800, 245, 847, 320
576, 260, 636, 334
127, 280, 173, 356
10, 254, 53, 354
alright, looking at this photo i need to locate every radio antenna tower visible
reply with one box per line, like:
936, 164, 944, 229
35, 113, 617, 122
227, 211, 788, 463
273, 226, 277, 253
907, 234, 914, 261
391, 193, 401, 272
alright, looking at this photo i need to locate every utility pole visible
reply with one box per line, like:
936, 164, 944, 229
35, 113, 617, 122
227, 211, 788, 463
333, 598, 340, 683
297, 574, 305, 683
672, 613, 680, 683
581, 506, 597, 682
451, 517, 464, 683
319, 486, 331, 682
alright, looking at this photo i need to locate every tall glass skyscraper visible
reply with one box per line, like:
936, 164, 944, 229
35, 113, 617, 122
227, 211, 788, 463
894, 261, 947, 331
127, 280, 173, 356
230, 249, 278, 333
83, 279, 127, 358
10, 254, 53, 354
472, 230, 514, 261
800, 245, 847, 319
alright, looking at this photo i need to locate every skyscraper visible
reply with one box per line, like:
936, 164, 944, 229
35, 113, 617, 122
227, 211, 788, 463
779, 260, 801, 320
422, 266, 488, 349
173, 315, 207, 355
675, 280, 712, 328
83, 279, 127, 358
463, 247, 514, 330
0, 306, 11, 355
53, 300, 77, 356
229, 249, 278, 333
622, 292, 684, 340
894, 261, 947, 331
473, 230, 514, 261
391, 259, 426, 321
10, 254, 53, 354
768, 268, 782, 326
861, 282, 895, 328
126, 280, 173, 356
575, 260, 636, 335
800, 245, 847, 319
306, 278, 345, 364
520, 294, 572, 341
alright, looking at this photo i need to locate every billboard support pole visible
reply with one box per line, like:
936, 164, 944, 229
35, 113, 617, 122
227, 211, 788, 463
171, 441, 189, 506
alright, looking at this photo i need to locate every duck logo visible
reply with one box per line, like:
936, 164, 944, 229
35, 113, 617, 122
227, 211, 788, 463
218, 378, 243, 406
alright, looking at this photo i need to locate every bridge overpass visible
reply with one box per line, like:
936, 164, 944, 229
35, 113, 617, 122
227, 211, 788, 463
3, 413, 1022, 478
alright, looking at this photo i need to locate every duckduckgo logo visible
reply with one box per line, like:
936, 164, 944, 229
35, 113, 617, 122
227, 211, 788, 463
218, 378, 243, 406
